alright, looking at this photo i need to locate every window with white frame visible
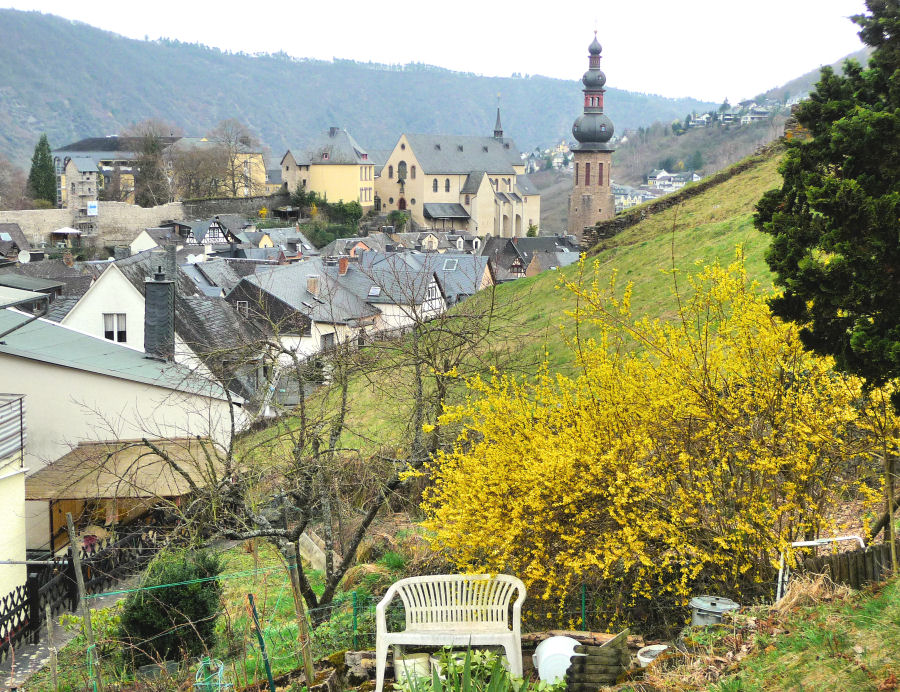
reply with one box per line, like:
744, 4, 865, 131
236, 300, 249, 317
103, 313, 126, 342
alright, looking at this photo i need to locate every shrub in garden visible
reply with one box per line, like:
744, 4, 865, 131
421, 253, 892, 625
119, 549, 223, 666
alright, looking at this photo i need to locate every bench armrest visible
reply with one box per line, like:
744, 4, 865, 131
376, 582, 402, 635
511, 581, 527, 638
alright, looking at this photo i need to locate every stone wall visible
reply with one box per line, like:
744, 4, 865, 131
180, 192, 289, 220
0, 201, 184, 247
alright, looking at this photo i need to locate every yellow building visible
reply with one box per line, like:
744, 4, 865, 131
281, 127, 375, 209
375, 112, 540, 237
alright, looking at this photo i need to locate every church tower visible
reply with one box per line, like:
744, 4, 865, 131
567, 33, 615, 242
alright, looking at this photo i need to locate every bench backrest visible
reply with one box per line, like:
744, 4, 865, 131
392, 574, 523, 630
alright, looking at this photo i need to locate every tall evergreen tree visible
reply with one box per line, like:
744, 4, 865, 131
755, 0, 900, 413
26, 133, 56, 205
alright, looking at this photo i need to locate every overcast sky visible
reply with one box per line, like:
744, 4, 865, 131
4, 0, 869, 103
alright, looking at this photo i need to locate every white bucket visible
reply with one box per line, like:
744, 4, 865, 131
394, 653, 431, 684
637, 644, 669, 668
532, 636, 582, 683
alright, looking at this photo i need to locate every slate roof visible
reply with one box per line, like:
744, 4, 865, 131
140, 227, 183, 247
460, 171, 486, 194
44, 295, 81, 322
352, 254, 441, 305
69, 157, 99, 173
0, 223, 30, 256
515, 175, 539, 196
54, 136, 181, 155
0, 258, 95, 296
267, 168, 283, 185
318, 234, 391, 257
368, 149, 392, 176
376, 252, 488, 305
193, 259, 243, 293
236, 259, 377, 325
288, 128, 370, 166
264, 227, 320, 255
403, 134, 522, 174
0, 309, 231, 400
423, 203, 470, 220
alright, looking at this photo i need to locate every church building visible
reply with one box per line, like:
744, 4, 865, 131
375, 110, 540, 237
568, 33, 615, 241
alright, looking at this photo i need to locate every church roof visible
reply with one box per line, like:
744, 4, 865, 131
290, 127, 370, 166
402, 134, 520, 174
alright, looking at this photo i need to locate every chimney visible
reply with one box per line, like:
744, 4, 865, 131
307, 275, 319, 297
338, 256, 349, 276
144, 265, 175, 361
329, 126, 339, 137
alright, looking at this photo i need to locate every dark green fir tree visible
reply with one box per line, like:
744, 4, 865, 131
755, 0, 900, 413
26, 133, 56, 205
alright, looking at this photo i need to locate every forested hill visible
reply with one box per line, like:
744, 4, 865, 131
0, 9, 718, 166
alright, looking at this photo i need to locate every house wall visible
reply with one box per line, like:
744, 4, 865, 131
375, 136, 426, 222
62, 265, 146, 351
129, 230, 162, 255
307, 163, 375, 208
0, 350, 236, 550
0, 465, 26, 595
279, 321, 362, 360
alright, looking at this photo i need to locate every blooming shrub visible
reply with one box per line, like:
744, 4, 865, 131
421, 254, 888, 621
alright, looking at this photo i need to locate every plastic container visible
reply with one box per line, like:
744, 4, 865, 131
394, 653, 431, 685
532, 635, 582, 683
689, 595, 739, 626
636, 644, 669, 668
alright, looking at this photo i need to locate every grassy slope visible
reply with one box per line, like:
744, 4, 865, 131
329, 148, 784, 452
717, 578, 900, 691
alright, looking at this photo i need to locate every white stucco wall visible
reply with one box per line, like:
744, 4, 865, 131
0, 350, 238, 550
62, 265, 146, 351
0, 467, 27, 595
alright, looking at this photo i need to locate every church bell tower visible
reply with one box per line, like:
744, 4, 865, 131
568, 32, 615, 243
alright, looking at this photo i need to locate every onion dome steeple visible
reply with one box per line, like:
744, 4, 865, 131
572, 32, 615, 151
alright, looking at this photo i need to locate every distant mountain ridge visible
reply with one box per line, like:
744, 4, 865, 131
0, 9, 719, 167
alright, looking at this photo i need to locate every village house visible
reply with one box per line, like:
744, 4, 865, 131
374, 111, 541, 237
280, 127, 376, 209
480, 235, 580, 281
0, 306, 242, 552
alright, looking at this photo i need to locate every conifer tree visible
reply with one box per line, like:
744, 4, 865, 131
26, 133, 56, 205
755, 0, 900, 413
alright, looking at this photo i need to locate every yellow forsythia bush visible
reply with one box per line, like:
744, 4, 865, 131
421, 254, 888, 617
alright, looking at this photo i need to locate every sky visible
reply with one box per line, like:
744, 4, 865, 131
3, 0, 869, 103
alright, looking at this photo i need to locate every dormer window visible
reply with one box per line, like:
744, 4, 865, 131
457, 145, 463, 152
435, 144, 441, 150
361, 153, 368, 159
322, 152, 329, 160
482, 146, 488, 152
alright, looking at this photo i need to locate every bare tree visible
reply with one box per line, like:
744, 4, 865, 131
0, 154, 29, 210
165, 143, 229, 199
207, 119, 267, 198
122, 119, 182, 207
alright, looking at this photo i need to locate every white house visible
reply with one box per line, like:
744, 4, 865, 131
0, 308, 243, 552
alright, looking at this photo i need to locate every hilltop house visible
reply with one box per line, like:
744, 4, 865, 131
374, 111, 541, 237
281, 127, 376, 209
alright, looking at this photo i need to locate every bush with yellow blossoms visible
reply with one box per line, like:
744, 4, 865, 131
420, 253, 891, 626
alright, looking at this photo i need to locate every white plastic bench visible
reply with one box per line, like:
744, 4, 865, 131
374, 573, 526, 692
